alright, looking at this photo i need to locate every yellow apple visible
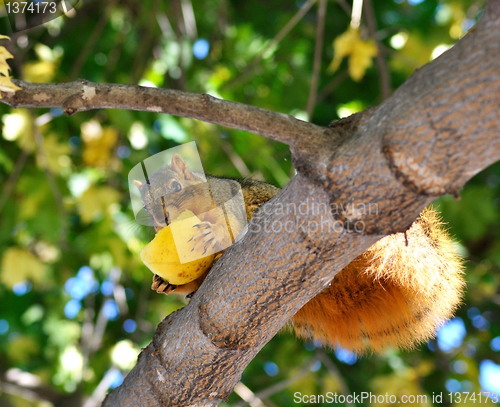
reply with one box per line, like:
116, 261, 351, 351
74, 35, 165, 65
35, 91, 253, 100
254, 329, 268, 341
140, 210, 215, 285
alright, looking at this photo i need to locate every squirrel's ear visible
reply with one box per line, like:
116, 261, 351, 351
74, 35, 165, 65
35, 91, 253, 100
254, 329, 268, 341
171, 154, 196, 180
133, 180, 143, 191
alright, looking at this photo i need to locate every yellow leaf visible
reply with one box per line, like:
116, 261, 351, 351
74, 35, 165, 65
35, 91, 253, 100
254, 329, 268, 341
1, 109, 35, 152
18, 185, 46, 219
78, 185, 121, 223
7, 336, 40, 364
81, 120, 118, 167
371, 371, 431, 407
0, 247, 48, 288
328, 27, 360, 74
107, 237, 130, 269
349, 38, 378, 81
34, 43, 62, 63
210, 65, 232, 87
0, 47, 13, 77
0, 74, 21, 95
329, 27, 378, 82
37, 133, 72, 173
0, 62, 11, 77
111, 340, 140, 370
0, 44, 20, 98
0, 46, 14, 62
23, 60, 57, 83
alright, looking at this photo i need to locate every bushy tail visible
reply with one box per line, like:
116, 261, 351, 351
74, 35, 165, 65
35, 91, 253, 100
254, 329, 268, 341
291, 207, 465, 354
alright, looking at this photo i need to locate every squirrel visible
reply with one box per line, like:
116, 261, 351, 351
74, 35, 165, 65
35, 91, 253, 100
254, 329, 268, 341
135, 153, 465, 354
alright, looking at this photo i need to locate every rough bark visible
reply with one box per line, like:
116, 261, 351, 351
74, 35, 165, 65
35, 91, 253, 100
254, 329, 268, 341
2, 2, 500, 406
1, 79, 325, 147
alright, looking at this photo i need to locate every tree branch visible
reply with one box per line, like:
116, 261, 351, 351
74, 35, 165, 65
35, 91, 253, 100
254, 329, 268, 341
68, 0, 118, 80
0, 149, 28, 214
0, 79, 328, 148
306, 0, 327, 119
221, 0, 317, 92
363, 0, 392, 100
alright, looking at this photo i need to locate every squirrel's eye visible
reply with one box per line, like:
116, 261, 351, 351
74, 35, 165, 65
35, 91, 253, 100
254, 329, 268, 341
171, 181, 182, 193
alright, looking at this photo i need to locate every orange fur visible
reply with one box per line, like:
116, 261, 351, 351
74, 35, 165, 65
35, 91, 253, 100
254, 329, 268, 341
291, 207, 465, 354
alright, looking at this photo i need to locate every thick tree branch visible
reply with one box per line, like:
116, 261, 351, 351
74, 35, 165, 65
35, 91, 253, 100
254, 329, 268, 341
0, 79, 328, 148
2, 2, 500, 406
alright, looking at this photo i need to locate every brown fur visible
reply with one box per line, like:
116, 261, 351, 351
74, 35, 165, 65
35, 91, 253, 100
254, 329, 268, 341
292, 208, 464, 353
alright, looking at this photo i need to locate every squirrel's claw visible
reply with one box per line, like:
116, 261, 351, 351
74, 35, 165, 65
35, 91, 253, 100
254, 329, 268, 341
190, 221, 226, 253
151, 274, 177, 295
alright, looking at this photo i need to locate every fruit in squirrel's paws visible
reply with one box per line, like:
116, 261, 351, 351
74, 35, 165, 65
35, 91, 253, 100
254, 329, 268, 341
140, 210, 215, 285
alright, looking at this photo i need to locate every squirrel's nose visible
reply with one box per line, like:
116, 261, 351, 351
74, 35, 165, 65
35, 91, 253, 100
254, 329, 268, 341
153, 212, 169, 232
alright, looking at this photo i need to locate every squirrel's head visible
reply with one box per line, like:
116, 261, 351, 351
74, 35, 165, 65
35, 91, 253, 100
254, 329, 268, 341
134, 154, 210, 230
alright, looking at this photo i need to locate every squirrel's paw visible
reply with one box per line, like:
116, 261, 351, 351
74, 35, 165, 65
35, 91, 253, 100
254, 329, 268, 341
151, 274, 202, 297
151, 274, 178, 295
190, 221, 228, 254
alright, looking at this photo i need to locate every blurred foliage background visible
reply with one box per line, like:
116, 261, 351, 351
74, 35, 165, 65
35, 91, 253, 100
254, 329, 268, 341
0, 0, 499, 406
